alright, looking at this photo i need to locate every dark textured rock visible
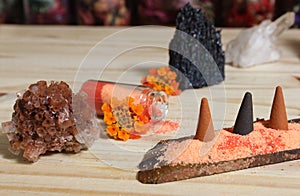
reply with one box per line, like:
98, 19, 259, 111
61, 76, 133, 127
169, 3, 225, 89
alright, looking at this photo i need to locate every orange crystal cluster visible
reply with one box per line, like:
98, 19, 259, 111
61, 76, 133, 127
3, 81, 98, 162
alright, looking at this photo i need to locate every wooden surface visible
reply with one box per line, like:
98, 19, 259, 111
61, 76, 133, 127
0, 25, 299, 195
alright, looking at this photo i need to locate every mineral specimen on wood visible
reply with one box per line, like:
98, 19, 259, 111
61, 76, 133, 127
169, 3, 225, 89
1, 81, 99, 162
226, 12, 295, 68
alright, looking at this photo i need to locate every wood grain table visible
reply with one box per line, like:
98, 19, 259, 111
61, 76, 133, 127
0, 25, 299, 195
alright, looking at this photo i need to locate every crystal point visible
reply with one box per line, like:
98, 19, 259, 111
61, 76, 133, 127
226, 12, 295, 68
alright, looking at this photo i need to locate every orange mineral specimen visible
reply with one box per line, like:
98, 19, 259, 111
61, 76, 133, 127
2, 81, 98, 162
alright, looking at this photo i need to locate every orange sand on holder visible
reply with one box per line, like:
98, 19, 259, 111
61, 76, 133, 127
157, 122, 300, 166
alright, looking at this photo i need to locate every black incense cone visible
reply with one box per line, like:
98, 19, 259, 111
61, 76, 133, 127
233, 92, 254, 135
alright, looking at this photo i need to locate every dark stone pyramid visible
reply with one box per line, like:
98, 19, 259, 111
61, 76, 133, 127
169, 3, 225, 89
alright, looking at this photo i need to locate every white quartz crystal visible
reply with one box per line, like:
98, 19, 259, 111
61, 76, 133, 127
225, 12, 295, 68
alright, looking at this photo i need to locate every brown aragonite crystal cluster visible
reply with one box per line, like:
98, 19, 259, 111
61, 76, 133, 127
3, 80, 99, 162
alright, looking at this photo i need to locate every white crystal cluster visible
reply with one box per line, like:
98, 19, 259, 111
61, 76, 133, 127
225, 12, 295, 68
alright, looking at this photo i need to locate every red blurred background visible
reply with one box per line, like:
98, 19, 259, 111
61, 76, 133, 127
0, 0, 299, 27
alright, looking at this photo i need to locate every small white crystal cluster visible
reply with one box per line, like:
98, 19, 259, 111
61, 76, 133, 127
226, 12, 295, 68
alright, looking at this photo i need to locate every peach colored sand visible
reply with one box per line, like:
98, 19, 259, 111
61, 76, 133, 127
152, 120, 179, 134
157, 122, 300, 166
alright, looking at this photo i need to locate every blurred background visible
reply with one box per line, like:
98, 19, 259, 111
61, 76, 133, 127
0, 0, 299, 27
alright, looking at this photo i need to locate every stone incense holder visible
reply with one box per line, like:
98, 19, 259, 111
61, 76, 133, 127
137, 86, 300, 184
